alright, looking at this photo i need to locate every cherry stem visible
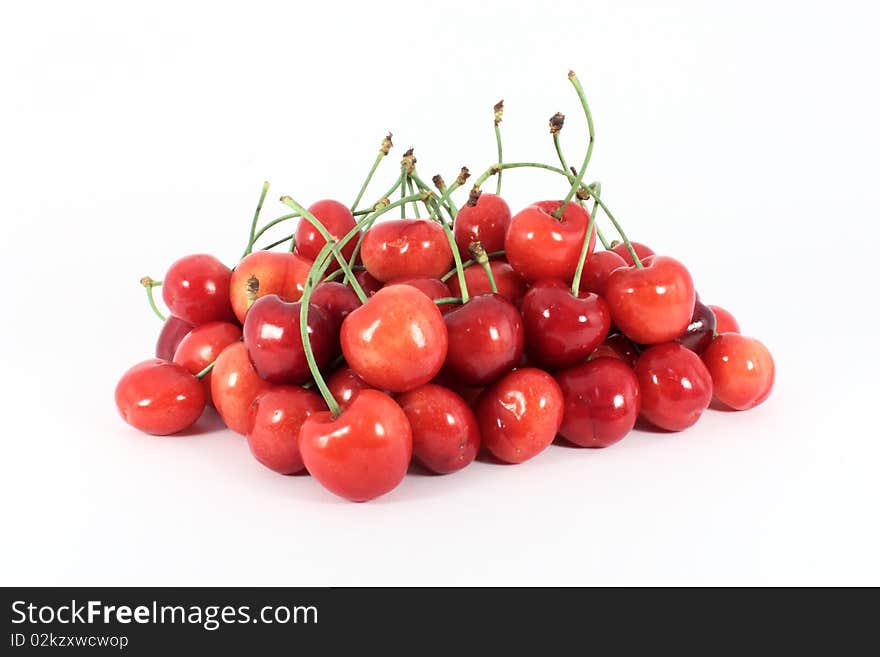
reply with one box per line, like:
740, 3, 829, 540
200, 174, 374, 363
494, 100, 504, 195
570, 203, 598, 295
400, 166, 407, 218
406, 176, 421, 218
428, 166, 470, 223
440, 250, 505, 282
346, 174, 405, 271
469, 242, 498, 294
195, 361, 215, 379
552, 71, 594, 219
242, 182, 271, 258
590, 188, 643, 268
260, 234, 293, 251
279, 196, 368, 302
351, 133, 393, 212
410, 172, 454, 223
431, 174, 458, 217
551, 125, 607, 247
322, 264, 365, 283
433, 297, 463, 306
140, 277, 165, 321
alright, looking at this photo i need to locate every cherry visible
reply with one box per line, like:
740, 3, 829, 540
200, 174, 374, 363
701, 334, 775, 410
299, 389, 412, 501
675, 300, 717, 354
172, 321, 242, 403
635, 342, 713, 432
229, 251, 312, 323
327, 366, 375, 410
453, 192, 511, 254
604, 255, 696, 345
211, 342, 271, 434
504, 200, 593, 283
447, 260, 527, 307
354, 268, 383, 297
709, 305, 741, 334
246, 386, 326, 474
386, 277, 454, 313
155, 316, 193, 361
443, 293, 524, 386
294, 199, 359, 271
397, 383, 480, 474
556, 357, 640, 448
578, 249, 626, 296
521, 279, 611, 370
340, 284, 448, 393
475, 367, 564, 464
360, 219, 453, 282
589, 333, 639, 368
611, 241, 655, 267
162, 254, 235, 325
243, 295, 335, 385
115, 359, 206, 435
310, 281, 361, 333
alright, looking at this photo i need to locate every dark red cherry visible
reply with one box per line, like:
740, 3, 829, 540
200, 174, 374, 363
327, 366, 375, 410
589, 333, 639, 368
675, 300, 717, 354
162, 254, 235, 325
294, 199, 359, 271
115, 359, 206, 435
453, 193, 512, 255
310, 281, 361, 334
354, 268, 383, 297
578, 249, 627, 296
520, 279, 611, 370
556, 357, 640, 448
243, 294, 335, 385
155, 316, 194, 361
635, 343, 712, 432
447, 260, 527, 307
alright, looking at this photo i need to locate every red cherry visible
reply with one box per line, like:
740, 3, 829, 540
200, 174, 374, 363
397, 384, 480, 474
353, 268, 383, 297
294, 199, 359, 271
521, 279, 611, 370
115, 359, 206, 435
155, 316, 193, 361
211, 342, 271, 434
229, 251, 312, 323
556, 357, 640, 448
604, 255, 696, 345
361, 219, 453, 282
243, 295, 335, 385
443, 294, 524, 386
385, 277, 454, 313
447, 260, 527, 307
340, 284, 448, 393
611, 241, 655, 267
162, 254, 235, 325
674, 300, 717, 354
635, 343, 712, 431
310, 281, 361, 333
299, 390, 412, 502
453, 193, 512, 254
589, 333, 639, 368
476, 367, 563, 464
505, 200, 593, 283
709, 305, 741, 334
701, 334, 775, 410
173, 321, 242, 403
327, 367, 375, 410
246, 386, 326, 474
578, 249, 626, 296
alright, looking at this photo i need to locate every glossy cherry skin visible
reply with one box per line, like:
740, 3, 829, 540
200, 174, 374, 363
361, 219, 453, 282
453, 193, 512, 254
327, 367, 375, 410
354, 269, 383, 297
173, 321, 242, 403
589, 333, 639, 368
246, 386, 326, 474
675, 300, 717, 354
386, 277, 454, 314
443, 294, 524, 387
155, 316, 194, 361
447, 260, 527, 307
115, 359, 206, 435
299, 390, 413, 502
310, 281, 361, 334
229, 251, 312, 323
397, 384, 480, 474
294, 199, 359, 271
556, 357, 640, 448
579, 249, 627, 296
340, 284, 448, 393
211, 342, 271, 434
605, 255, 696, 345
243, 295, 335, 385
701, 334, 775, 411
635, 343, 713, 432
709, 305, 741, 334
521, 279, 611, 370
611, 241, 655, 267
505, 200, 593, 284
162, 254, 235, 325
475, 368, 564, 464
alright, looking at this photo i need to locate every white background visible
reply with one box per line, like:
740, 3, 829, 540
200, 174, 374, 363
1, 0, 878, 586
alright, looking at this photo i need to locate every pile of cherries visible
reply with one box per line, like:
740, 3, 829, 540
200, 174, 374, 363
115, 72, 775, 502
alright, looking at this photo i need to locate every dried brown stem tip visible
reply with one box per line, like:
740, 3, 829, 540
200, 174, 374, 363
246, 275, 260, 309
374, 197, 391, 210
381, 133, 393, 155
432, 174, 447, 191
467, 185, 482, 207
550, 112, 565, 135
140, 276, 156, 288
609, 240, 622, 249
456, 167, 471, 186
494, 99, 504, 126
468, 241, 489, 262
401, 148, 416, 174
576, 187, 591, 201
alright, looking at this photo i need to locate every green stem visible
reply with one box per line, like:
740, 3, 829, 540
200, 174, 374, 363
242, 182, 271, 258
440, 250, 505, 282
260, 233, 294, 251
195, 361, 215, 379
470, 242, 498, 294
591, 190, 643, 268
494, 100, 504, 195
431, 175, 458, 217
351, 134, 392, 211
400, 167, 407, 218
570, 204, 598, 295
140, 277, 165, 321
433, 297, 463, 306
407, 176, 421, 218
251, 212, 299, 246
411, 172, 454, 224
552, 71, 594, 219
322, 264, 365, 282
428, 167, 470, 222
346, 172, 405, 271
